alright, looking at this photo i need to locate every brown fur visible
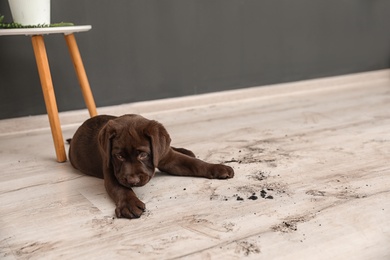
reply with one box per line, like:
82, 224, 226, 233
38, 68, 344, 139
69, 114, 234, 219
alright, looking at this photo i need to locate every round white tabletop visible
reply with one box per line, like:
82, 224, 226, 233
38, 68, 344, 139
0, 25, 92, 36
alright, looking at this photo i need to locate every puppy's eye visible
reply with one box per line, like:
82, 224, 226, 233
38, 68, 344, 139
115, 154, 125, 161
138, 152, 149, 160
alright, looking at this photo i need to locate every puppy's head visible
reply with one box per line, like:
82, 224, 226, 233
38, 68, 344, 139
98, 114, 171, 188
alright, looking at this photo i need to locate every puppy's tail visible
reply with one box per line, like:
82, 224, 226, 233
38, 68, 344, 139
66, 138, 72, 145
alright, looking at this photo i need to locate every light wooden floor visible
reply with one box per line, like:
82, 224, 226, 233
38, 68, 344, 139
1, 70, 389, 259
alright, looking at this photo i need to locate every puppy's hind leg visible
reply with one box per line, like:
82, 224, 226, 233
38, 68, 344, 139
158, 149, 234, 179
171, 147, 196, 158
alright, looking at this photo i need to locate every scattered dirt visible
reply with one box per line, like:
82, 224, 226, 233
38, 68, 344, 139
232, 187, 278, 202
223, 159, 242, 163
248, 193, 258, 200
306, 190, 326, 196
271, 215, 314, 233
204, 140, 292, 204
203, 164, 288, 202
272, 220, 299, 233
222, 139, 296, 168
248, 170, 269, 181
235, 240, 261, 256
222, 222, 236, 232
261, 182, 289, 195
260, 189, 274, 199
236, 184, 264, 195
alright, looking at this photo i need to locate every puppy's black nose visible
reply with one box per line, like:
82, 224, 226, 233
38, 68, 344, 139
126, 175, 141, 186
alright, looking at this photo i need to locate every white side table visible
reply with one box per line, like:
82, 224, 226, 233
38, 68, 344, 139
0, 25, 97, 162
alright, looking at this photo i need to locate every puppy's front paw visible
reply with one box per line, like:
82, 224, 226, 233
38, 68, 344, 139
115, 196, 146, 219
208, 164, 234, 179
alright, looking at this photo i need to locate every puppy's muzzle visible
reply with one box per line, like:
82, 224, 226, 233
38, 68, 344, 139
120, 174, 150, 187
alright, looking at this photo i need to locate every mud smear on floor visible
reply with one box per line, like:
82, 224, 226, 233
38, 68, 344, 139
235, 240, 261, 256
306, 190, 326, 196
90, 216, 116, 230
222, 138, 298, 168
271, 214, 314, 233
248, 170, 269, 181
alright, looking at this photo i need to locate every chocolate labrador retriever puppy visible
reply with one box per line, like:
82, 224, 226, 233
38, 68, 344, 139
69, 114, 234, 219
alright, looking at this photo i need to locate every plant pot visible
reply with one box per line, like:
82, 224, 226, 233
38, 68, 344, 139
8, 0, 50, 25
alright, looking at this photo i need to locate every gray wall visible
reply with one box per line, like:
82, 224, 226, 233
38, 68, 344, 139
1, 0, 389, 120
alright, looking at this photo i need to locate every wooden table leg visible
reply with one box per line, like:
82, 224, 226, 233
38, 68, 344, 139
64, 33, 97, 117
31, 35, 67, 162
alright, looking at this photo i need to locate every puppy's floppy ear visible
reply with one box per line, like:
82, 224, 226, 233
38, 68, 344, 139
144, 120, 171, 168
98, 120, 118, 169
